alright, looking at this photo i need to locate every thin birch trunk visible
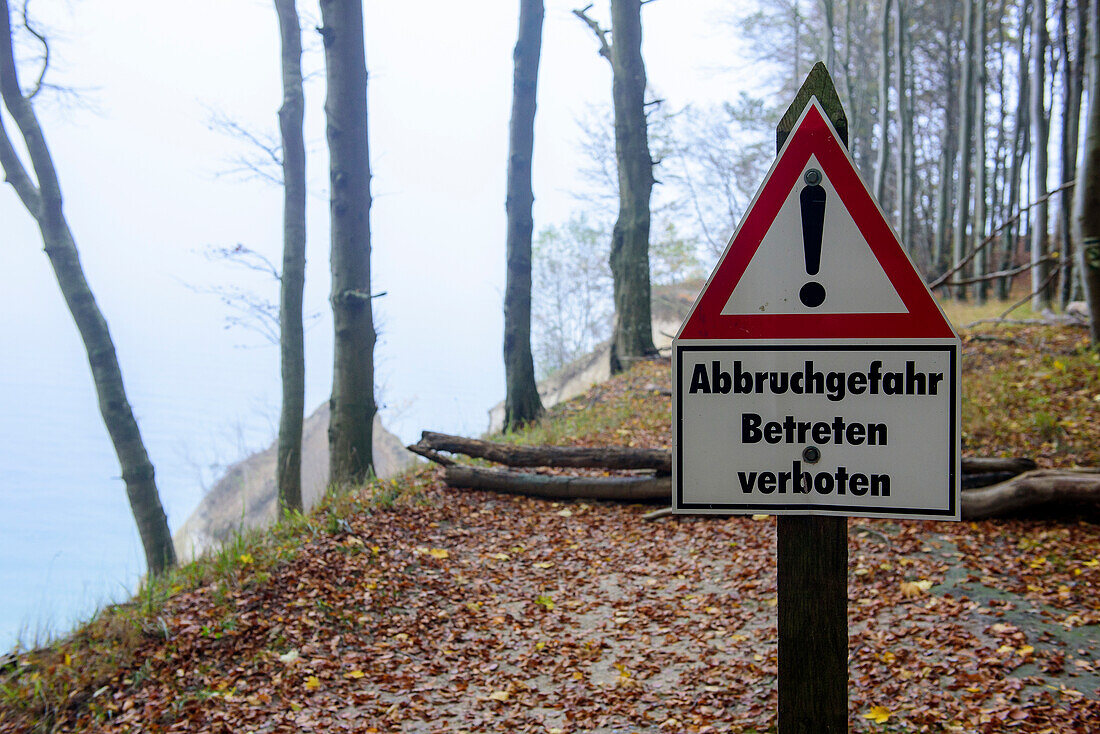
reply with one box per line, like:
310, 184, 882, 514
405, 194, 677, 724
989, 0, 1009, 283
274, 0, 306, 512
953, 0, 978, 300
1030, 0, 1052, 310
974, 0, 989, 303
1076, 0, 1100, 344
0, 0, 174, 574
933, 8, 958, 276
874, 0, 892, 204
1057, 0, 1087, 308
1001, 0, 1032, 299
894, 0, 909, 245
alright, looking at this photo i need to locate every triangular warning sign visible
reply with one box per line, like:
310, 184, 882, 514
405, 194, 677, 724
678, 100, 955, 341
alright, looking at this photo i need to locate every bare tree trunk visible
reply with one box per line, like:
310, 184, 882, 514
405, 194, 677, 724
974, 0, 989, 303
842, 0, 854, 145
989, 0, 1009, 285
874, 0, 892, 203
274, 0, 306, 512
503, 0, 545, 431
1057, 0, 1087, 309
0, 1, 175, 575
933, 9, 958, 276
1078, 0, 1100, 345
821, 0, 836, 72
793, 3, 802, 91
607, 0, 657, 373
894, 0, 909, 245
575, 1, 657, 374
1031, 0, 1052, 310
1001, 0, 1032, 300
953, 0, 978, 300
320, 0, 376, 484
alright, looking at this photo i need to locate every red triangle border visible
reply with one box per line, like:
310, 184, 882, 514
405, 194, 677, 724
678, 103, 955, 341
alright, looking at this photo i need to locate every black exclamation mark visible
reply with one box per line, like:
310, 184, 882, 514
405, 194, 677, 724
799, 168, 827, 308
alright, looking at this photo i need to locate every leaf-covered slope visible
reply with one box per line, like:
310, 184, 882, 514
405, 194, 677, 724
2, 331, 1099, 733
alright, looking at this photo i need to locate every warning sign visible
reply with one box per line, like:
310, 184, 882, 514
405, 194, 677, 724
672, 99, 960, 520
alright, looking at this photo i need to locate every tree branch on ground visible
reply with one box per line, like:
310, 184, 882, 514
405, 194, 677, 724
931, 180, 1075, 290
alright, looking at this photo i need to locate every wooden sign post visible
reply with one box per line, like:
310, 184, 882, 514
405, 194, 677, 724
669, 62, 961, 732
775, 63, 849, 734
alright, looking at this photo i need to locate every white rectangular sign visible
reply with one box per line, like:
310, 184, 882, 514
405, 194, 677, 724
673, 343, 959, 519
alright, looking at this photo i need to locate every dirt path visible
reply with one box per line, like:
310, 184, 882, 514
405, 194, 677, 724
69, 482, 1098, 733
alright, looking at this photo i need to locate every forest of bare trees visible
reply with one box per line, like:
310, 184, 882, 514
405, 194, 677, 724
728, 0, 1093, 310
530, 0, 1097, 379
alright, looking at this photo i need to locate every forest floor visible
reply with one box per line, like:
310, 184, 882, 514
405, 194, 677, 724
2, 317, 1099, 733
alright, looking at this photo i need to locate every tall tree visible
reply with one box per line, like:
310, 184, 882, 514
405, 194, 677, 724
1077, 0, 1100, 344
988, 0, 1010, 282
274, 0, 306, 511
952, 0, 977, 299
1057, 0, 1087, 308
320, 0, 376, 484
502, 0, 545, 432
1030, 0, 1052, 310
874, 0, 892, 203
0, 1, 175, 574
931, 5, 959, 276
973, 0, 989, 302
894, 0, 910, 245
821, 0, 837, 71
1000, 0, 1032, 299
575, 1, 658, 374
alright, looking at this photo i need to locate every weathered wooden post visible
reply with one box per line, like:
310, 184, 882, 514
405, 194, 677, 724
775, 63, 849, 734
671, 62, 960, 733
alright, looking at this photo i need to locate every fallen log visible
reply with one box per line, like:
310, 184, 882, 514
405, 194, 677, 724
442, 465, 668, 502
641, 469, 1100, 521
445, 466, 1098, 519
414, 432, 1034, 479
958, 469, 1100, 519
413, 431, 671, 473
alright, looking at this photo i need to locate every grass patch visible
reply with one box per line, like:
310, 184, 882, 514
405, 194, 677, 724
960, 326, 1099, 464
497, 359, 671, 449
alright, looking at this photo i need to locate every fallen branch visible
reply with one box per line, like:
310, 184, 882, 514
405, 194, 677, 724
416, 433, 1035, 479
930, 180, 1075, 290
441, 457, 1096, 520
960, 457, 1037, 474
936, 255, 1058, 288
412, 431, 671, 473
991, 266, 1062, 324
443, 465, 668, 502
